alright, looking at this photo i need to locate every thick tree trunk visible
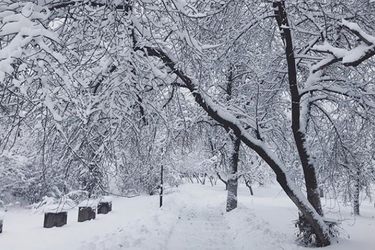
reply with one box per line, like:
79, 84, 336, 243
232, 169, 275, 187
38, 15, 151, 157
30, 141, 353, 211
273, 1, 323, 216
273, 2, 328, 245
260, 153, 330, 247
225, 65, 240, 212
226, 137, 241, 212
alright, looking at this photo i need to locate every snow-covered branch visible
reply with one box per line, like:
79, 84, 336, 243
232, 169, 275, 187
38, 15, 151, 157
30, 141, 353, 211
313, 19, 375, 71
47, 0, 131, 11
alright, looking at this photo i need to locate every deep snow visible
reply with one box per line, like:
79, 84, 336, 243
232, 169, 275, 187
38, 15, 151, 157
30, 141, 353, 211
0, 182, 374, 250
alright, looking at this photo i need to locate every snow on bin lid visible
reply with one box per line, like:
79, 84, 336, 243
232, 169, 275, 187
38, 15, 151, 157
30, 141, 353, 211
100, 196, 112, 203
43, 203, 72, 213
78, 199, 100, 208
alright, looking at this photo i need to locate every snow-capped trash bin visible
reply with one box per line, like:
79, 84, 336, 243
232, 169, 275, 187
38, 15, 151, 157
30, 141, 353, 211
97, 196, 112, 214
78, 207, 96, 222
77, 199, 98, 222
42, 197, 74, 228
43, 212, 68, 228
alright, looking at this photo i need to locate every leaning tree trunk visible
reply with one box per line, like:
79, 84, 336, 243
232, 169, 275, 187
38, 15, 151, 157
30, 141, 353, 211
137, 37, 331, 248
226, 136, 241, 212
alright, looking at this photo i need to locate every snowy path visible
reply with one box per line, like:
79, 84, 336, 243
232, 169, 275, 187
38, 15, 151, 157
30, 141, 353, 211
165, 205, 233, 250
1, 183, 374, 250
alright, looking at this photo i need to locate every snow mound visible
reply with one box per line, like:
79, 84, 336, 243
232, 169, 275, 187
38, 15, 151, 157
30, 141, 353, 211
80, 193, 183, 250
225, 203, 302, 250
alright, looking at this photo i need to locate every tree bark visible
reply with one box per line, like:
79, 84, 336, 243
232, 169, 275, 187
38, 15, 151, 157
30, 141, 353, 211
353, 167, 360, 215
225, 65, 241, 212
273, 1, 323, 216
226, 137, 241, 212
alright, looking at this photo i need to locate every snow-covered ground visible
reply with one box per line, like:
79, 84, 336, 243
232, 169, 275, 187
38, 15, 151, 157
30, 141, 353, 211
0, 182, 374, 250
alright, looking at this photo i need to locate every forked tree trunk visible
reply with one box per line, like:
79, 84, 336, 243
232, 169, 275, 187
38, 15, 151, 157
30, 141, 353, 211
244, 177, 254, 196
216, 172, 228, 190
273, 0, 323, 217
272, 1, 330, 246
226, 137, 241, 212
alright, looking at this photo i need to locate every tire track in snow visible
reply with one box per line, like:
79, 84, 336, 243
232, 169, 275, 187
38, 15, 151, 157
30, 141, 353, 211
165, 205, 234, 250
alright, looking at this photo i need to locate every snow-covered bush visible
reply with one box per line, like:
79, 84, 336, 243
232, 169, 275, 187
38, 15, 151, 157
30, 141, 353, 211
30, 189, 88, 213
0, 151, 46, 205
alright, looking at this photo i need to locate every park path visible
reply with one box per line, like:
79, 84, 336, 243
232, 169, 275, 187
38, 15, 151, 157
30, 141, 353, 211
165, 203, 234, 250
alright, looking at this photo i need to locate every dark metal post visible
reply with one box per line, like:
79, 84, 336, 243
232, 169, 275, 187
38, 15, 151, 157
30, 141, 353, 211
160, 164, 163, 207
